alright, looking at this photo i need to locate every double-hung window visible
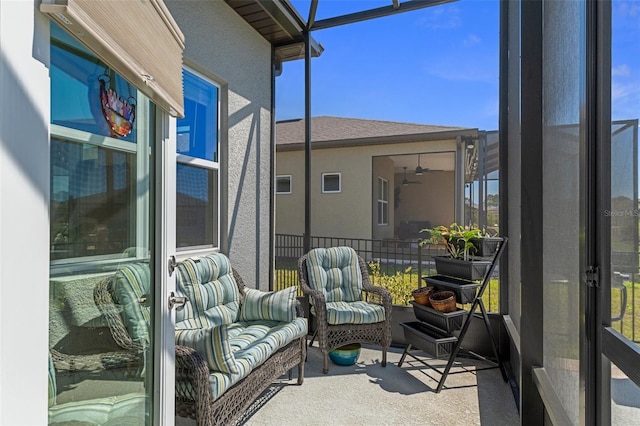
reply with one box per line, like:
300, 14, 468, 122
176, 68, 220, 250
377, 177, 389, 226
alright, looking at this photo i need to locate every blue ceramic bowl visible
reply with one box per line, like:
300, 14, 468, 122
329, 343, 361, 366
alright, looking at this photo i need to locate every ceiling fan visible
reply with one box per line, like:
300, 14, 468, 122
414, 154, 434, 175
402, 167, 421, 186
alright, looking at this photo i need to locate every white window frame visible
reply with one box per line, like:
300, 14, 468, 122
49, 98, 152, 274
276, 175, 292, 194
176, 65, 221, 253
322, 172, 342, 194
377, 176, 389, 226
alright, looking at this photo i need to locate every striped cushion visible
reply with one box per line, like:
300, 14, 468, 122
206, 317, 307, 401
112, 263, 151, 345
48, 352, 57, 408
48, 393, 146, 425
175, 254, 241, 329
175, 325, 238, 374
239, 287, 296, 322
317, 301, 386, 325
305, 247, 363, 303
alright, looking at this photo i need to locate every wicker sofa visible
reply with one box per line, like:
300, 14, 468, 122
174, 253, 307, 426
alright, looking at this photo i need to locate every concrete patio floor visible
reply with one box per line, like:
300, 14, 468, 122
177, 342, 520, 426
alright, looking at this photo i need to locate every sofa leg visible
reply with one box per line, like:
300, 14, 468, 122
323, 355, 329, 374
298, 361, 304, 385
382, 349, 387, 367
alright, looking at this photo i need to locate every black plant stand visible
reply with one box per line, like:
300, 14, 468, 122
397, 237, 508, 393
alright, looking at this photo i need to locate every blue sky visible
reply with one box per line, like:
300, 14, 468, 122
276, 0, 500, 130
277, 0, 640, 132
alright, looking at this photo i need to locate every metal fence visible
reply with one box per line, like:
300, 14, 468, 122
274, 234, 503, 311
275, 233, 445, 282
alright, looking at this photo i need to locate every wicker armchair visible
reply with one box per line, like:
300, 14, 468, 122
298, 246, 392, 373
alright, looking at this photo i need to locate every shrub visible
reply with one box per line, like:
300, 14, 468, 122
368, 261, 416, 306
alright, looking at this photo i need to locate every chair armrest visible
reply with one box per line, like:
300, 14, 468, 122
357, 256, 392, 321
175, 345, 213, 424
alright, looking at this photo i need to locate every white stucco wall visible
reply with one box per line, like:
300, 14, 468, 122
166, 1, 273, 290
0, 2, 51, 424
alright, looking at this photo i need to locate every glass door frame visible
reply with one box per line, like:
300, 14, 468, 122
154, 109, 178, 426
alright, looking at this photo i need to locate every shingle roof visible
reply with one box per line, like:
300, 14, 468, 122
276, 116, 472, 146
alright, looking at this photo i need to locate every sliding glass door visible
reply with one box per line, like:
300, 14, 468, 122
603, 1, 640, 423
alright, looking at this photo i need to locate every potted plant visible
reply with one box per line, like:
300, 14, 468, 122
419, 223, 495, 281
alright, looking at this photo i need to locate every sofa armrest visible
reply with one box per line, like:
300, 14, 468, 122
175, 345, 214, 424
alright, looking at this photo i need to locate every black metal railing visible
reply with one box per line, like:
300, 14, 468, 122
274, 234, 503, 311
274, 237, 639, 341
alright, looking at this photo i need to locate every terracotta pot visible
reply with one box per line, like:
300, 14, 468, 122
411, 286, 433, 306
429, 290, 457, 313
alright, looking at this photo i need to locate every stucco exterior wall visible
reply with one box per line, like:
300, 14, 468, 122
0, 3, 51, 424
167, 1, 273, 290
275, 139, 458, 239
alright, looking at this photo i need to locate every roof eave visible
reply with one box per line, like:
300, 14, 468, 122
225, 0, 323, 61
276, 128, 478, 151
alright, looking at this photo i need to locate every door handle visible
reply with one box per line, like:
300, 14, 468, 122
168, 255, 178, 277
168, 291, 188, 311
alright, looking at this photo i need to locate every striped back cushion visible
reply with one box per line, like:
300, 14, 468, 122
175, 253, 241, 329
305, 247, 363, 303
112, 263, 151, 345
239, 287, 297, 322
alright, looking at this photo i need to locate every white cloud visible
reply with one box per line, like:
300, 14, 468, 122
618, 1, 640, 17
612, 64, 631, 77
415, 5, 462, 30
612, 80, 640, 120
463, 34, 482, 47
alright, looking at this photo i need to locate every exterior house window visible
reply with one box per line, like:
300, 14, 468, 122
322, 173, 341, 193
176, 67, 220, 250
377, 177, 389, 226
276, 175, 292, 194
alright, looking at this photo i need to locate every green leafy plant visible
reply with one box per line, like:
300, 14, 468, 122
368, 261, 415, 306
419, 223, 483, 260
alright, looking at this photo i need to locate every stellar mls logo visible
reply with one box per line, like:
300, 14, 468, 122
604, 209, 640, 217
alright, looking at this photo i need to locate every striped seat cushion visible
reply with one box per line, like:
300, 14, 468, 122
184, 317, 307, 402
175, 253, 241, 329
312, 301, 386, 325
239, 286, 297, 322
305, 247, 363, 303
48, 393, 147, 425
112, 263, 151, 345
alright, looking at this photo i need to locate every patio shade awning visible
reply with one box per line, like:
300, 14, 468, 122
41, 0, 186, 117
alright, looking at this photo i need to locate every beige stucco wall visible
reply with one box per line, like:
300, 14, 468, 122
275, 139, 458, 240
394, 170, 455, 228
167, 1, 273, 289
